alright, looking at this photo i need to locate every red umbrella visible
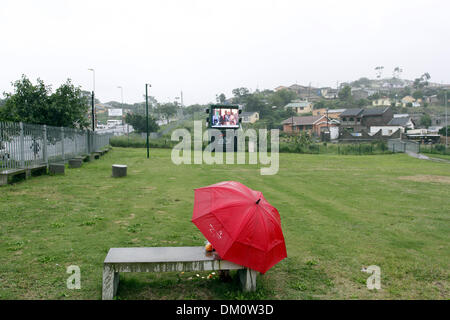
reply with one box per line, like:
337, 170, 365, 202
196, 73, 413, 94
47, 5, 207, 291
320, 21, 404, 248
192, 181, 287, 274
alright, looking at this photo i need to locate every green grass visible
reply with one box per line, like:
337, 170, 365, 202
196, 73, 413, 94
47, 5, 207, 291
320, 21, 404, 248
0, 148, 449, 300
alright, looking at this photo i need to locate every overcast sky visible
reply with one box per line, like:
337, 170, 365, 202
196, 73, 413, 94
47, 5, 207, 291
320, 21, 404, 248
1, 0, 449, 105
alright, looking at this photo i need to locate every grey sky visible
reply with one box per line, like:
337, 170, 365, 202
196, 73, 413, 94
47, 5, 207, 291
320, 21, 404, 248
1, 0, 449, 106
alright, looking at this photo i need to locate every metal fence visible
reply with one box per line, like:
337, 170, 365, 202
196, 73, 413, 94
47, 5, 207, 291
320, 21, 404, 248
0, 121, 113, 171
387, 139, 419, 153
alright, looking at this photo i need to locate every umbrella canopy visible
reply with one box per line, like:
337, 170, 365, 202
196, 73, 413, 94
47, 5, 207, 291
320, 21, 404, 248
192, 181, 287, 274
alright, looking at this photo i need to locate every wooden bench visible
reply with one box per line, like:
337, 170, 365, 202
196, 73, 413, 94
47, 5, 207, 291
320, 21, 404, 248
0, 168, 27, 186
102, 246, 257, 300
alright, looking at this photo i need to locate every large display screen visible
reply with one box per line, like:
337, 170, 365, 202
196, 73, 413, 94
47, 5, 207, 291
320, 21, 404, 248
211, 107, 239, 128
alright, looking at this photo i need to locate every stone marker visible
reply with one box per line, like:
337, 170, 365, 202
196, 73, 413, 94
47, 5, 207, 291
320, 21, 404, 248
49, 163, 65, 175
112, 164, 127, 178
69, 158, 83, 168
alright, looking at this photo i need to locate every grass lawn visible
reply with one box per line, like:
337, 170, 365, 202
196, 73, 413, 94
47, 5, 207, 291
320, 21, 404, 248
0, 148, 449, 300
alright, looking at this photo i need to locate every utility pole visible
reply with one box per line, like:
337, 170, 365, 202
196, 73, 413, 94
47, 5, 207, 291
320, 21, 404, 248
446, 90, 448, 147
146, 84, 151, 159
88, 68, 95, 131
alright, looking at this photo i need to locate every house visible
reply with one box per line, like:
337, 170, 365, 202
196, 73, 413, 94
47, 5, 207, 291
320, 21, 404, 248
351, 88, 368, 100
369, 116, 414, 136
387, 115, 415, 130
282, 115, 336, 136
339, 107, 393, 132
320, 88, 338, 99
312, 108, 346, 120
274, 86, 288, 92
372, 97, 392, 107
401, 96, 415, 107
362, 107, 394, 127
284, 100, 313, 115
339, 108, 365, 132
241, 111, 259, 124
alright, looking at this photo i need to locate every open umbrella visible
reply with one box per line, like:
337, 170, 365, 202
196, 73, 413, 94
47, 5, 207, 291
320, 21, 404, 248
192, 181, 287, 274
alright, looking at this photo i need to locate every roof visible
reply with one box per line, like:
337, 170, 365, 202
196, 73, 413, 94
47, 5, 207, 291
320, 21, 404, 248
340, 108, 364, 117
388, 116, 411, 126
328, 108, 346, 113
282, 115, 325, 126
284, 101, 312, 108
241, 111, 258, 117
362, 107, 389, 116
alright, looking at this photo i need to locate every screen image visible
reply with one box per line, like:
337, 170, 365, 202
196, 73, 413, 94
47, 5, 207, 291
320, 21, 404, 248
211, 108, 239, 128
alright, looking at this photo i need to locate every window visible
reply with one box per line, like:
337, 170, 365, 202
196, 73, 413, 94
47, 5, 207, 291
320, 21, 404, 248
350, 117, 354, 122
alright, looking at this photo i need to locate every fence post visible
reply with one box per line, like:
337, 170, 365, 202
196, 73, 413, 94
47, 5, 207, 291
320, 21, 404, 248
43, 125, 48, 165
74, 131, 78, 156
61, 127, 65, 162
86, 131, 90, 154
20, 122, 25, 168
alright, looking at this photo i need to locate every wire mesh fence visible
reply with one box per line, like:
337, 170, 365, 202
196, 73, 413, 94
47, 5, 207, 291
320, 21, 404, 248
387, 139, 419, 153
0, 121, 113, 171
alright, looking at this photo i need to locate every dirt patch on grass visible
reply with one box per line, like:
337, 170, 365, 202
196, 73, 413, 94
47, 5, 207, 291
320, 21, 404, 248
398, 175, 450, 184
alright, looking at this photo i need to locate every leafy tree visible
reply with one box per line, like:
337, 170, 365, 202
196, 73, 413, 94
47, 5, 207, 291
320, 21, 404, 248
268, 89, 297, 108
419, 114, 431, 127
413, 72, 431, 89
438, 126, 449, 136
412, 90, 424, 100
338, 85, 352, 101
218, 93, 226, 103
0, 75, 89, 128
231, 87, 250, 103
125, 113, 159, 133
155, 103, 178, 124
375, 66, 384, 79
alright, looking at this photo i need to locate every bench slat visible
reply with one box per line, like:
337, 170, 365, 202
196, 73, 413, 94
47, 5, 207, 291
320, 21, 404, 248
105, 247, 230, 264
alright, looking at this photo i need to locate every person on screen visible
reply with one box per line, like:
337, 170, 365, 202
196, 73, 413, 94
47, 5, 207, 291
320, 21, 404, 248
224, 111, 230, 125
229, 111, 236, 125
212, 115, 218, 126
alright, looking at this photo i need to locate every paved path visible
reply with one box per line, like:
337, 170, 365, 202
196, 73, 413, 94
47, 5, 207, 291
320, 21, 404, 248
406, 151, 450, 164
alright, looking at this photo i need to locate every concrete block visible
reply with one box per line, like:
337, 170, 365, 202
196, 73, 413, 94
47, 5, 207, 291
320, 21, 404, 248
69, 158, 83, 168
49, 163, 65, 175
112, 164, 127, 178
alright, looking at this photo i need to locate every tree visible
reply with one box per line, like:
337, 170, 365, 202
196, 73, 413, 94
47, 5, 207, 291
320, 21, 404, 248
419, 114, 431, 127
125, 113, 159, 133
393, 67, 403, 79
412, 90, 424, 100
338, 85, 352, 101
375, 66, 384, 79
218, 93, 226, 103
49, 80, 90, 128
438, 126, 450, 136
155, 103, 178, 124
231, 87, 250, 103
413, 72, 431, 89
268, 89, 297, 108
0, 75, 89, 128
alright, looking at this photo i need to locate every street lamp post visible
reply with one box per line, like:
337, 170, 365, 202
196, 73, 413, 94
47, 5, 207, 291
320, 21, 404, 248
88, 68, 95, 131
117, 86, 128, 145
145, 84, 151, 159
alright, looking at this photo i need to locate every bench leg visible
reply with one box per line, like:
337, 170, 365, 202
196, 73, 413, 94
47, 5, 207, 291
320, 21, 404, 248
0, 175, 7, 186
238, 268, 257, 292
102, 264, 119, 300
